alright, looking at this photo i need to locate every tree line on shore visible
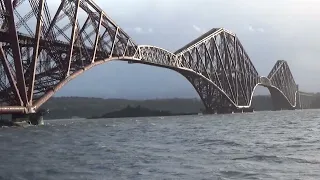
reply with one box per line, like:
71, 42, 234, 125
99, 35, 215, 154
40, 94, 320, 119
42, 95, 276, 119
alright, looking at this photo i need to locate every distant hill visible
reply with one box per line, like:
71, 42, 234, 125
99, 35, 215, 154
89, 105, 198, 119
42, 97, 204, 119
41, 95, 274, 119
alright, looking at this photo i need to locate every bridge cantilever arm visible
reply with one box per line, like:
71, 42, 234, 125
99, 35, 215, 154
31, 56, 140, 111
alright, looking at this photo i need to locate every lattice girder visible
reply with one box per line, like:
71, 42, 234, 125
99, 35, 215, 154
267, 60, 297, 107
175, 28, 260, 107
0, 0, 137, 111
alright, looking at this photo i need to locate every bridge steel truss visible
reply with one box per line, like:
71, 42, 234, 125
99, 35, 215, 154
174, 28, 260, 113
0, 0, 314, 115
0, 0, 139, 114
265, 60, 298, 110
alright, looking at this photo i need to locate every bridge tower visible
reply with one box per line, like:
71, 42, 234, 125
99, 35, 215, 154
174, 28, 259, 113
265, 60, 298, 111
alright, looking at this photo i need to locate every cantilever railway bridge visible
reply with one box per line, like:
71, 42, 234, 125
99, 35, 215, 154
0, 0, 315, 120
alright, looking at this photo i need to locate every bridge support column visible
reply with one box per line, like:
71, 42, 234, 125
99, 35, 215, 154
12, 110, 46, 126
203, 107, 235, 114
203, 106, 255, 114
243, 108, 254, 113
216, 107, 235, 114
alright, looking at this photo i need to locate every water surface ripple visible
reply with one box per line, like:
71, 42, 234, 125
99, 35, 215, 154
1, 110, 320, 180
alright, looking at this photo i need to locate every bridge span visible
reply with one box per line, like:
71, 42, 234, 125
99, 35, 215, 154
0, 0, 315, 124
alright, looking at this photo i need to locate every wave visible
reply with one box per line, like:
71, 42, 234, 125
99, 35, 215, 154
197, 139, 242, 147
219, 170, 262, 179
233, 155, 320, 164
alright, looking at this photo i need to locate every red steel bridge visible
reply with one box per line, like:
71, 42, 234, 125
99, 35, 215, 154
0, 0, 315, 123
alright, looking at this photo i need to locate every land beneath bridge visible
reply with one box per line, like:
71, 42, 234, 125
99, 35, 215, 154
37, 96, 276, 120
88, 105, 198, 119
1, 95, 319, 121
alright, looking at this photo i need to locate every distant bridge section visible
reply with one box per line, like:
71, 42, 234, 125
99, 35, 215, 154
173, 28, 314, 113
174, 28, 260, 113
297, 91, 314, 109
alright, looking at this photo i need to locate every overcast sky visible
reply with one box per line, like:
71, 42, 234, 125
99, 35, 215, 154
54, 0, 320, 99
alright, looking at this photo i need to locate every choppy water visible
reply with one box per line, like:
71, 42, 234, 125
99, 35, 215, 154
1, 110, 320, 180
